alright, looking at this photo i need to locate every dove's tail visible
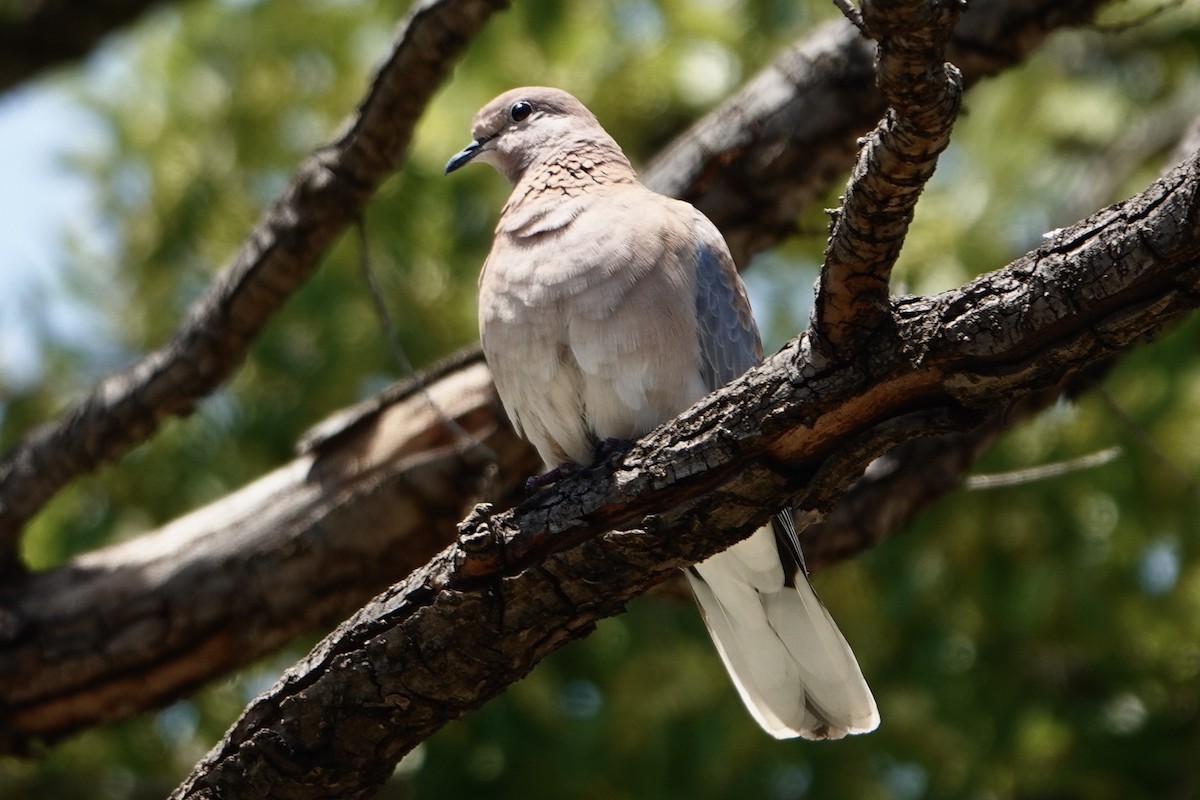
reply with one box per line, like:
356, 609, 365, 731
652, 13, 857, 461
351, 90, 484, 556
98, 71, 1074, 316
686, 521, 879, 740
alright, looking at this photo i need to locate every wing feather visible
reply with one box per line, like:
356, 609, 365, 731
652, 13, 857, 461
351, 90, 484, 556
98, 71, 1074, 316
691, 218, 762, 392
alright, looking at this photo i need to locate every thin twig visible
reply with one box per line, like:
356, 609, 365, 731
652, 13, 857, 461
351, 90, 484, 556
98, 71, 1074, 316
354, 217, 498, 463
831, 0, 869, 36
965, 446, 1122, 490
1094, 0, 1184, 34
1094, 386, 1200, 493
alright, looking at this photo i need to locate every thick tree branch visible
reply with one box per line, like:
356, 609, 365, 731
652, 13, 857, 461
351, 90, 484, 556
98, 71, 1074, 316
0, 0, 1107, 747
815, 0, 965, 353
0, 0, 510, 564
798, 376, 1099, 564
0, 352, 540, 753
173, 154, 1200, 798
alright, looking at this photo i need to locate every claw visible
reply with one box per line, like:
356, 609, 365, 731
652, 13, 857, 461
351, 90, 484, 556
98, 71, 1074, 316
525, 462, 579, 493
524, 438, 633, 494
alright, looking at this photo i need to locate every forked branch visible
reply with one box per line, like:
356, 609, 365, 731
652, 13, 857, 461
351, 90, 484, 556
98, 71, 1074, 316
815, 0, 966, 353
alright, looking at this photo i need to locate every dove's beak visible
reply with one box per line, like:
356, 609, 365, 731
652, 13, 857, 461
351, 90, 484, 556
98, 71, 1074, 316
445, 139, 486, 174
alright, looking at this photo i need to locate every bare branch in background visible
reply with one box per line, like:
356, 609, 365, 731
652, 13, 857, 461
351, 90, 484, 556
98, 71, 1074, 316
0, 0, 511, 562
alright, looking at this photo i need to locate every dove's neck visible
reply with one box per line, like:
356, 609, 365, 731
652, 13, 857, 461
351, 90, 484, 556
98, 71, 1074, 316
514, 136, 636, 193
497, 136, 638, 238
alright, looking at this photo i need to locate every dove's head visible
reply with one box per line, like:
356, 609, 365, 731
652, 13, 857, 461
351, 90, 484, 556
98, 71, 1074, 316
445, 87, 627, 182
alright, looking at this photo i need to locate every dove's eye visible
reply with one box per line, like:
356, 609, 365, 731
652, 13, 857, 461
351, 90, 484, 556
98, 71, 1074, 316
508, 101, 533, 122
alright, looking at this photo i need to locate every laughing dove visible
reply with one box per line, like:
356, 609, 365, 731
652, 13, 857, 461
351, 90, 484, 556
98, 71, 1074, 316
447, 86, 879, 740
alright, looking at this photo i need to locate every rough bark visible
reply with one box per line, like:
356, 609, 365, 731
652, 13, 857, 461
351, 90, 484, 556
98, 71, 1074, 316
816, 0, 964, 352
0, 0, 1110, 749
171, 153, 1200, 799
0, 354, 539, 753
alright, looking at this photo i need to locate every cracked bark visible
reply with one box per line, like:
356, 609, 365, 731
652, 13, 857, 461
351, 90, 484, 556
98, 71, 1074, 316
172, 153, 1200, 799
815, 0, 965, 353
0, 0, 1109, 751
0, 354, 539, 753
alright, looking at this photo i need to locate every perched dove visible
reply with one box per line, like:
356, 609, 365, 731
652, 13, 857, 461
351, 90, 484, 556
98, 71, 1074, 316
447, 87, 879, 740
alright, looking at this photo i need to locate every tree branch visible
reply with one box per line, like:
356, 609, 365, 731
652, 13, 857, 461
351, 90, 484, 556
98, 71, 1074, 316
172, 152, 1200, 798
0, 352, 540, 753
0, 0, 510, 565
798, 374, 1101, 565
814, 0, 965, 353
0, 0, 1107, 747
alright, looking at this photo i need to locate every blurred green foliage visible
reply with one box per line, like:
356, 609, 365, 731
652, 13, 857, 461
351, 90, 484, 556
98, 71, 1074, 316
2, 0, 1200, 797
